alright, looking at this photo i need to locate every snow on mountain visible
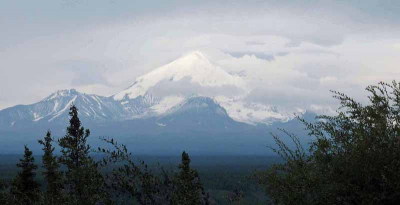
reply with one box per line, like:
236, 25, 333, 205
149, 95, 185, 115
215, 96, 287, 125
113, 51, 247, 101
0, 51, 302, 127
113, 51, 298, 124
215, 96, 305, 125
0, 89, 118, 127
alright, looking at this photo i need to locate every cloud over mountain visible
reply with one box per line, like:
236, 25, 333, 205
1, 0, 400, 112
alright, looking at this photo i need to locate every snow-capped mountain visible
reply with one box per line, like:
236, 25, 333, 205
112, 51, 299, 124
0, 90, 113, 128
113, 51, 247, 100
0, 51, 317, 154
0, 51, 302, 129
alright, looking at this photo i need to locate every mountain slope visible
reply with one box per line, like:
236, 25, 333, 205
157, 97, 244, 130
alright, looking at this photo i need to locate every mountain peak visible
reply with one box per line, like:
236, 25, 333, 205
56, 89, 78, 94
113, 51, 246, 101
45, 89, 79, 101
180, 51, 208, 62
165, 50, 212, 72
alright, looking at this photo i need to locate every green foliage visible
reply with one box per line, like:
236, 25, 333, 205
58, 105, 109, 204
172, 151, 209, 205
38, 131, 64, 204
10, 145, 40, 205
99, 139, 210, 205
99, 137, 176, 205
257, 81, 400, 205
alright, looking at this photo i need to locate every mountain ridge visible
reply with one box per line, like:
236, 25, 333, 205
0, 89, 317, 155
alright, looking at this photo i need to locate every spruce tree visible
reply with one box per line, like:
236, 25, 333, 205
38, 131, 64, 203
58, 105, 107, 204
172, 151, 209, 205
11, 145, 40, 205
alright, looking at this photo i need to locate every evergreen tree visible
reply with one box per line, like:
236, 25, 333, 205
38, 131, 64, 203
11, 145, 40, 205
172, 151, 209, 205
58, 105, 108, 204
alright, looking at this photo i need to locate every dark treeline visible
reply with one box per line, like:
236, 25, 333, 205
2, 81, 400, 205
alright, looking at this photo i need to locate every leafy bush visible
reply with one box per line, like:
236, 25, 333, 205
257, 81, 400, 205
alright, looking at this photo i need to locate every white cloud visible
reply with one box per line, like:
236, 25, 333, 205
1, 0, 400, 112
320, 76, 338, 85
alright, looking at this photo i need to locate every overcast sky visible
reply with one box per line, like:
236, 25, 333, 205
1, 0, 400, 111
